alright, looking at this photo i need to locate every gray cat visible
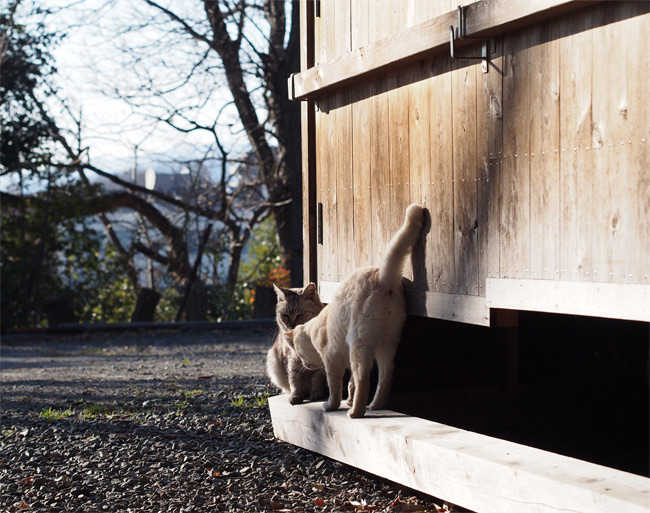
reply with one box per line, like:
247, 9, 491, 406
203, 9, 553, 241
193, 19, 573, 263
266, 283, 328, 404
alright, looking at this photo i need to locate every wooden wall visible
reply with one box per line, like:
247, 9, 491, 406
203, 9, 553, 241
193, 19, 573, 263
300, 0, 650, 325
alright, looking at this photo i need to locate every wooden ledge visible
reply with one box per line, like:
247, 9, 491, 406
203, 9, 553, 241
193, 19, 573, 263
290, 0, 599, 100
318, 281, 490, 326
269, 395, 650, 513
486, 279, 650, 322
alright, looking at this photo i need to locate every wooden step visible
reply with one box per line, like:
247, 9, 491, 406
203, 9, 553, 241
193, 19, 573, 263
269, 395, 650, 513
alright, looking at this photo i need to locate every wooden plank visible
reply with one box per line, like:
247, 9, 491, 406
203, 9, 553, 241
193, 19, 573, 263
369, 5, 391, 270
452, 59, 479, 296
479, 36, 504, 294
291, 0, 599, 100
486, 278, 650, 322
335, 90, 353, 281
313, 0, 321, 66
528, 22, 560, 281
316, 0, 336, 283
429, 53, 455, 294
408, 58, 432, 290
388, 78, 411, 279
590, 3, 629, 284
406, 288, 490, 326
500, 28, 531, 280
318, 281, 490, 326
351, 0, 373, 270
386, 0, 409, 274
558, 7, 593, 283
350, 0, 369, 51
300, 0, 317, 284
319, 96, 337, 283
330, 0, 352, 282
624, 8, 650, 286
269, 395, 650, 513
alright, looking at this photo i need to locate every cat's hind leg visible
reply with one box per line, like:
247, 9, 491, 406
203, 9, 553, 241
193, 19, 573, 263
368, 343, 397, 411
287, 353, 308, 405
309, 369, 328, 401
346, 377, 355, 407
322, 359, 345, 412
348, 342, 375, 418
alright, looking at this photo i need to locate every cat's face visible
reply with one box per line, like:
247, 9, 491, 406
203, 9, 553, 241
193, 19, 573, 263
274, 283, 323, 332
284, 325, 323, 371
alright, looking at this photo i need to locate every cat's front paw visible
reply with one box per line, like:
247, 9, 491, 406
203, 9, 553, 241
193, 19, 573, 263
322, 399, 340, 412
368, 400, 385, 411
288, 394, 304, 405
347, 405, 366, 418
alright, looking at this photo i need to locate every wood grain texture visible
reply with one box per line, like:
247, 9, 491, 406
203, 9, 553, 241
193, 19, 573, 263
408, 59, 432, 290
269, 395, 650, 513
307, 1, 649, 319
351, 0, 372, 270
591, 3, 628, 284
368, 5, 391, 270
479, 37, 504, 292
452, 59, 479, 295
388, 77, 411, 278
292, 0, 598, 100
487, 278, 650, 322
558, 8, 593, 283
624, 7, 650, 286
429, 54, 455, 294
500, 28, 531, 280
528, 22, 560, 281
318, 281, 489, 326
300, 0, 317, 284
335, 90, 354, 281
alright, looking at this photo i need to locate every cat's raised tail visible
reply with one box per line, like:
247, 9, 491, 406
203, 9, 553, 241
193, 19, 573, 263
378, 204, 425, 288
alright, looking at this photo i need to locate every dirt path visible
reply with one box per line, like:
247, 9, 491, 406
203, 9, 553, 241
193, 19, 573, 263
1, 328, 457, 512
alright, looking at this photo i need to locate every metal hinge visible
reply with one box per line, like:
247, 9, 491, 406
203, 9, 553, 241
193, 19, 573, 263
450, 5, 490, 73
315, 0, 320, 18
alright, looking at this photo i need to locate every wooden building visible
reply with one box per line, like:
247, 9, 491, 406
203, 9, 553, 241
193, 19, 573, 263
269, 1, 650, 512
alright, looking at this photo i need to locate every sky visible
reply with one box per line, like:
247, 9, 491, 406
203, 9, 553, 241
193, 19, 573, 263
13, 0, 267, 181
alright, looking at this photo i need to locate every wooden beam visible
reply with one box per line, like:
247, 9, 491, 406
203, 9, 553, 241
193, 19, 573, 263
299, 0, 318, 285
318, 281, 490, 326
269, 395, 650, 513
486, 279, 650, 322
289, 0, 600, 100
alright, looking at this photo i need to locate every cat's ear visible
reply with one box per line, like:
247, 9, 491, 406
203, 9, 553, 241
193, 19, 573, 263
273, 283, 287, 301
302, 282, 317, 298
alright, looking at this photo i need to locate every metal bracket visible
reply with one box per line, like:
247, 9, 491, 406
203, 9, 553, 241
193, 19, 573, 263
450, 5, 489, 73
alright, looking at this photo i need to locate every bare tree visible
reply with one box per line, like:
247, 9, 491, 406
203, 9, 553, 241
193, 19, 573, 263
93, 0, 303, 285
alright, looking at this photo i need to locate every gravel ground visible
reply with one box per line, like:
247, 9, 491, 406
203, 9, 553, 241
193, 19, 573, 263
1, 328, 464, 513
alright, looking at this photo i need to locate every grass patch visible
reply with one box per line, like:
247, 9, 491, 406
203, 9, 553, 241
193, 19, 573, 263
229, 392, 269, 408
179, 388, 203, 400
82, 404, 110, 418
39, 407, 76, 421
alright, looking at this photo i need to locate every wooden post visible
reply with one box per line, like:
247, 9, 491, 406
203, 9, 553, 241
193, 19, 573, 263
300, 0, 318, 286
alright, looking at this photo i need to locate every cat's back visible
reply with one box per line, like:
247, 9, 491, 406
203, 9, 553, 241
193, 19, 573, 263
335, 266, 379, 301
333, 265, 404, 315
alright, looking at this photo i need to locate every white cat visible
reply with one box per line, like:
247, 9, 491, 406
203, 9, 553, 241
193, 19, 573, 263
285, 204, 424, 418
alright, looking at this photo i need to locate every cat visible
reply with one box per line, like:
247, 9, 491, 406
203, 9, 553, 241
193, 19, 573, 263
285, 204, 424, 418
265, 282, 328, 404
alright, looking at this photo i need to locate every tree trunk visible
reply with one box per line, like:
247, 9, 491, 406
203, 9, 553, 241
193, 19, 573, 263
203, 0, 303, 286
131, 288, 161, 322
